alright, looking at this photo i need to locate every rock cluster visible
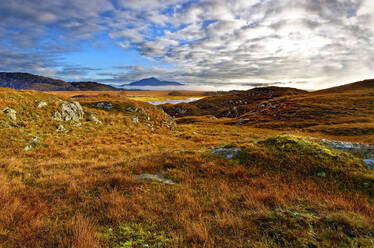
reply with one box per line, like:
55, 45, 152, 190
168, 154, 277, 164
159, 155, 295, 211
53, 101, 84, 123
96, 102, 113, 110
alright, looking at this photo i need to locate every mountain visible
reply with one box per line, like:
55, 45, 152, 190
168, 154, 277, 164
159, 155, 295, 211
123, 77, 184, 87
0, 72, 119, 91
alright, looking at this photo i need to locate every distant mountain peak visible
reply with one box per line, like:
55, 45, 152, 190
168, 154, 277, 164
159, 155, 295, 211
122, 77, 184, 87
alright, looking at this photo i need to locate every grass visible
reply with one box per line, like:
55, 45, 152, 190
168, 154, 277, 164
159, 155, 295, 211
49, 90, 206, 102
0, 88, 373, 247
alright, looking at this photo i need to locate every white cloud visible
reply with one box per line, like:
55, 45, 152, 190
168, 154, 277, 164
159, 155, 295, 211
0, 0, 373, 89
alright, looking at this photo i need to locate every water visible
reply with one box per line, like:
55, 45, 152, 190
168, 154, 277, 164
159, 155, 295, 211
147, 97, 202, 105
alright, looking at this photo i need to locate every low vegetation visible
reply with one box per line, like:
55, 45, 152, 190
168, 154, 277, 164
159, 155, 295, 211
0, 85, 373, 247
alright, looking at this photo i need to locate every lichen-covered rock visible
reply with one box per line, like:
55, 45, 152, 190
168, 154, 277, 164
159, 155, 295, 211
3, 107, 17, 121
210, 147, 241, 159
134, 173, 176, 185
24, 145, 33, 151
53, 101, 84, 123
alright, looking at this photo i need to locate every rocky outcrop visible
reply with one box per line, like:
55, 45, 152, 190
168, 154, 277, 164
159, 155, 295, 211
3, 107, 17, 121
52, 101, 84, 123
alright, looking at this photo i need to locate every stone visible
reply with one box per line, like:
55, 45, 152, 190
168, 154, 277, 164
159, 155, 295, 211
96, 102, 113, 110
317, 171, 326, 178
131, 115, 139, 123
53, 101, 84, 123
3, 107, 17, 121
236, 118, 251, 125
70, 120, 82, 127
56, 124, 68, 133
145, 123, 154, 131
134, 173, 176, 185
210, 147, 241, 159
364, 159, 374, 170
126, 106, 139, 112
86, 113, 103, 125
24, 145, 33, 152
37, 101, 48, 108
210, 116, 218, 120
31, 136, 40, 144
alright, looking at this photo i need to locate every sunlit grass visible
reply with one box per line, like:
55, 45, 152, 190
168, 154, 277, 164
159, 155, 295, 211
0, 87, 373, 247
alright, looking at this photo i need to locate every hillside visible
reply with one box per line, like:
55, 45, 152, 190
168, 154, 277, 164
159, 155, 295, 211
122, 77, 184, 87
0, 72, 119, 91
161, 86, 306, 117
228, 79, 374, 143
315, 79, 374, 94
0, 87, 373, 247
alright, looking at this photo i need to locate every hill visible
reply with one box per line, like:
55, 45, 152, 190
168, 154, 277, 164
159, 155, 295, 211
0, 72, 119, 91
122, 77, 184, 87
161, 86, 306, 117
234, 79, 374, 136
315, 79, 374, 94
0, 87, 373, 247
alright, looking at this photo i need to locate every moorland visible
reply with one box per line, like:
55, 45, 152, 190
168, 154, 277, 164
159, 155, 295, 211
0, 79, 373, 247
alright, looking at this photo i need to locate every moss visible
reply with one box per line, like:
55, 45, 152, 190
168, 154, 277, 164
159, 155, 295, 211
234, 135, 374, 197
100, 223, 175, 248
254, 209, 374, 248
258, 135, 367, 171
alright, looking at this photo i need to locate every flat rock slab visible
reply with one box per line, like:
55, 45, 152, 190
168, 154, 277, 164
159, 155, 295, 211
134, 174, 176, 185
210, 147, 241, 159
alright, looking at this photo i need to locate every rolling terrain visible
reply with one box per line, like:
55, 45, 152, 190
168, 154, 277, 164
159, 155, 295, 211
0, 80, 373, 247
162, 79, 374, 143
0, 72, 119, 91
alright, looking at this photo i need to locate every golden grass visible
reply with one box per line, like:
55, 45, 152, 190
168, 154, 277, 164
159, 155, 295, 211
0, 87, 373, 247
49, 90, 207, 102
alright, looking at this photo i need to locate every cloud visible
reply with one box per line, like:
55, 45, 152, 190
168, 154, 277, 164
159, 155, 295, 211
0, 0, 373, 89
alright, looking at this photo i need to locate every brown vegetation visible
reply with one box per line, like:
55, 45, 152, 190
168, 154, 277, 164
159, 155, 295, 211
0, 82, 373, 247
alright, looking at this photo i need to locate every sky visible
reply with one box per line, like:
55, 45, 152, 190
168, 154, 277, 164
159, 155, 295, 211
0, 0, 373, 90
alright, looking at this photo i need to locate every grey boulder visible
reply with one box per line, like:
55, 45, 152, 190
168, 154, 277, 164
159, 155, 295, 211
3, 107, 17, 121
53, 101, 84, 123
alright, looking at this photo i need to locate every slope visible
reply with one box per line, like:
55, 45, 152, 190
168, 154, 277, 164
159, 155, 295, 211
161, 86, 306, 117
0, 72, 119, 91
